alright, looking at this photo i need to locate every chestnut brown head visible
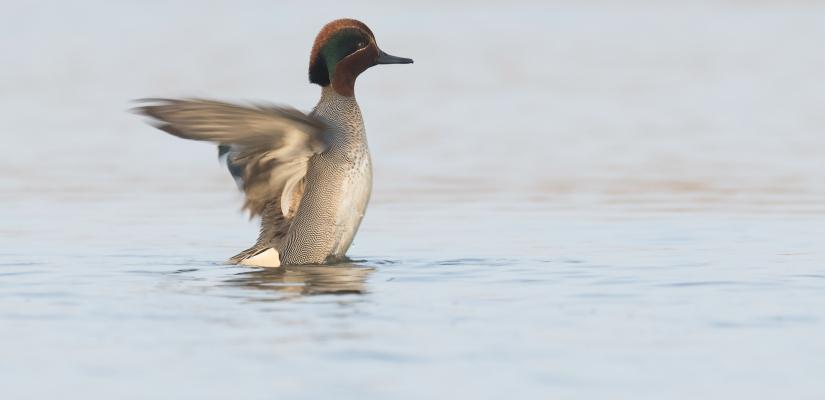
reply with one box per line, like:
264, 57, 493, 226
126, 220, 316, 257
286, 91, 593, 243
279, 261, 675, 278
309, 19, 413, 97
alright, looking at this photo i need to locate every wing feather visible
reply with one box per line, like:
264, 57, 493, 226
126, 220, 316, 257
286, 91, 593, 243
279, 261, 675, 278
134, 99, 327, 258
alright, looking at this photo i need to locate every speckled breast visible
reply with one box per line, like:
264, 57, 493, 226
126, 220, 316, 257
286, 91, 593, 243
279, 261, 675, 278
279, 88, 373, 265
327, 150, 372, 258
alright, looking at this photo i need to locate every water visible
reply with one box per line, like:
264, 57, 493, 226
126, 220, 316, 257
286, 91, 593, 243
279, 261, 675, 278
2, 1, 825, 399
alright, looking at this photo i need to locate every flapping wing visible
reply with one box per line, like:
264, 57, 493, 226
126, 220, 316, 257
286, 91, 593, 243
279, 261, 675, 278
133, 98, 328, 218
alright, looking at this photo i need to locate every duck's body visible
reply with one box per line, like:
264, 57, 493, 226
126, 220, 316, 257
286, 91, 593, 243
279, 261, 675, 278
281, 87, 372, 265
135, 19, 411, 267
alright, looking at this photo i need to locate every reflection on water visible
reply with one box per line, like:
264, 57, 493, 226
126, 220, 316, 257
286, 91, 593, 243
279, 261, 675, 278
223, 263, 374, 297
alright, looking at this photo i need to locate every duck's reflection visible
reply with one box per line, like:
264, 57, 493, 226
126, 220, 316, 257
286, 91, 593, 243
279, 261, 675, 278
225, 262, 373, 297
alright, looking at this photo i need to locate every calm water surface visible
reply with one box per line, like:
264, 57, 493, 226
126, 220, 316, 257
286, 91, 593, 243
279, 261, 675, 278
2, 1, 825, 399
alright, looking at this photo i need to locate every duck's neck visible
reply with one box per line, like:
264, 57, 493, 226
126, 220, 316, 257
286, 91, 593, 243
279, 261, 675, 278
312, 86, 367, 150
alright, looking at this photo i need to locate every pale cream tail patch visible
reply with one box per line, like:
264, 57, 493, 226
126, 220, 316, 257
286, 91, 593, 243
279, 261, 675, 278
239, 248, 281, 268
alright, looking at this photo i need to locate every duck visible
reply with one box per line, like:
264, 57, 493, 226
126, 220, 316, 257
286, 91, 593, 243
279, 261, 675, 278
134, 18, 413, 267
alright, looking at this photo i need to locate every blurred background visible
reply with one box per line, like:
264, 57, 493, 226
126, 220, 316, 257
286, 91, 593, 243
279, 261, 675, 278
2, 1, 824, 399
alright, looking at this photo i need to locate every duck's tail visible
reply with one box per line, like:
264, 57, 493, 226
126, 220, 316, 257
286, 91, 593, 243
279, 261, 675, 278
228, 246, 281, 267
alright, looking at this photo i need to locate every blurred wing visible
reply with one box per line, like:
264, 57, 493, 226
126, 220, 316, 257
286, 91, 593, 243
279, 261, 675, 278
134, 98, 328, 220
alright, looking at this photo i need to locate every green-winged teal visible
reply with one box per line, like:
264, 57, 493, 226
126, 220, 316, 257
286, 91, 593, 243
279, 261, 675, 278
135, 19, 412, 267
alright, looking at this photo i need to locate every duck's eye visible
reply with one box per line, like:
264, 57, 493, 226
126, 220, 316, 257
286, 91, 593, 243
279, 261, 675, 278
356, 41, 367, 48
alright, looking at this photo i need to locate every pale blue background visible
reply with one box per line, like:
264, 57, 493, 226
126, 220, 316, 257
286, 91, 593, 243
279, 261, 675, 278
2, 1, 824, 399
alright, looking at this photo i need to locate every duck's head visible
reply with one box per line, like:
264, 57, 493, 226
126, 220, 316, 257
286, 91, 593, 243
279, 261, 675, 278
309, 18, 413, 97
